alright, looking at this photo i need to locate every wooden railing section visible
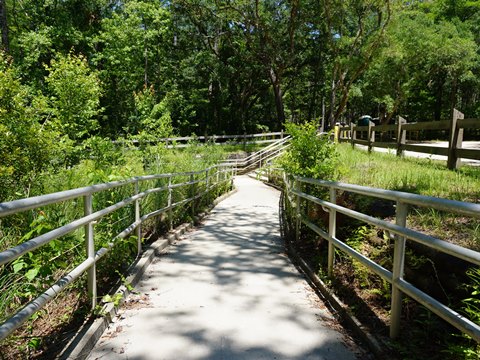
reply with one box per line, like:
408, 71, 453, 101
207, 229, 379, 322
337, 109, 480, 169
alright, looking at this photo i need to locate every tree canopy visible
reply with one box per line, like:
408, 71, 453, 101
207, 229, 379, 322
1, 0, 480, 198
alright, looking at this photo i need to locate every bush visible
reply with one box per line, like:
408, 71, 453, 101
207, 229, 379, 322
0, 55, 55, 200
279, 121, 338, 180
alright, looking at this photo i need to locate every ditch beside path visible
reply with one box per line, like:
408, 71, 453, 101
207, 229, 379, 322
87, 176, 365, 360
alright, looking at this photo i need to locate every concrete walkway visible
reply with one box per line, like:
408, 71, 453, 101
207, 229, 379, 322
87, 176, 363, 360
358, 140, 480, 166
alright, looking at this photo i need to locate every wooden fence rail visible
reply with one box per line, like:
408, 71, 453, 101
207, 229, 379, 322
337, 109, 480, 169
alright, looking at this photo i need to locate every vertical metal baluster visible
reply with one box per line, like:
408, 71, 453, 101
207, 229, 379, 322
328, 187, 336, 277
84, 194, 96, 309
205, 169, 209, 205
390, 201, 408, 338
168, 175, 173, 231
190, 173, 195, 219
135, 180, 142, 256
295, 178, 301, 244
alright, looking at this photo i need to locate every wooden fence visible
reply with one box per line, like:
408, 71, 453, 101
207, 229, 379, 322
337, 109, 480, 169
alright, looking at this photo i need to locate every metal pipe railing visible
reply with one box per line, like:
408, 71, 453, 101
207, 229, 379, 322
0, 163, 234, 341
221, 136, 291, 174
281, 172, 480, 342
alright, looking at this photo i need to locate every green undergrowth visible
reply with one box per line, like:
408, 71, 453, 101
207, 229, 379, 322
336, 144, 480, 202
0, 142, 233, 359
277, 136, 480, 359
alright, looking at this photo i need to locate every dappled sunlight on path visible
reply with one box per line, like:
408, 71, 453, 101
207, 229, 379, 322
87, 176, 362, 360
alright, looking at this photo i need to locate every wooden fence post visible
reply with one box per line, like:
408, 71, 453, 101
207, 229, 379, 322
447, 109, 464, 170
350, 122, 356, 148
368, 121, 375, 153
396, 116, 407, 157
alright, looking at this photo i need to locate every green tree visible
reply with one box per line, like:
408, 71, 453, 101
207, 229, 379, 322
45, 53, 103, 141
130, 86, 174, 141
93, 0, 172, 136
0, 55, 53, 199
323, 0, 392, 127
355, 8, 478, 122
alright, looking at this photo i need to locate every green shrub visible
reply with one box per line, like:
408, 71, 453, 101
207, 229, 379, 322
279, 121, 338, 180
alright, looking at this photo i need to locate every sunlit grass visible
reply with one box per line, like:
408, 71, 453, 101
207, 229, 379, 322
336, 144, 480, 202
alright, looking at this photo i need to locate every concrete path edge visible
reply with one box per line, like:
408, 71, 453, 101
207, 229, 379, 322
286, 245, 387, 359
58, 187, 238, 360
255, 176, 389, 358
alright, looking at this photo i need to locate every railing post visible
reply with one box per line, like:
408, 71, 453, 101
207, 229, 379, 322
190, 173, 195, 219
390, 201, 408, 339
447, 109, 464, 170
295, 178, 301, 244
84, 194, 96, 310
168, 175, 173, 231
350, 122, 356, 148
328, 187, 336, 277
205, 168, 210, 205
368, 122, 375, 153
135, 180, 142, 256
396, 116, 406, 157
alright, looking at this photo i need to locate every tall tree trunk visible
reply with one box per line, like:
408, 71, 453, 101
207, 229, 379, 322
450, 76, 458, 117
0, 0, 9, 52
143, 17, 148, 87
329, 77, 337, 129
434, 78, 444, 121
269, 68, 286, 125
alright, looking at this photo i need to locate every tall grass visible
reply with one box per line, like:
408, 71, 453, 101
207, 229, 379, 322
0, 142, 233, 357
336, 144, 480, 202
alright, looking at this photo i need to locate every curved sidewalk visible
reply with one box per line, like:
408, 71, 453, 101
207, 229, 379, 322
87, 176, 362, 360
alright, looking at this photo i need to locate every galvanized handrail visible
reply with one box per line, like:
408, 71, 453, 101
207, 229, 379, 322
0, 163, 234, 341
221, 136, 291, 174
282, 172, 480, 342
221, 135, 291, 166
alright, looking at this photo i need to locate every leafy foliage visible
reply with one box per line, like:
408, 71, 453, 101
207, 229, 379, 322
0, 55, 54, 200
130, 86, 174, 141
45, 53, 102, 142
279, 121, 338, 180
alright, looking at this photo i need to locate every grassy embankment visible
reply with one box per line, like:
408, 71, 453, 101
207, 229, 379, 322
336, 144, 480, 249
0, 142, 244, 359
327, 144, 480, 358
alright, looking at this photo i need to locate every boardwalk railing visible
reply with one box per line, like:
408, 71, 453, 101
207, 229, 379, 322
221, 136, 291, 175
0, 134, 291, 343
115, 131, 286, 148
337, 109, 480, 169
0, 163, 234, 341
279, 172, 480, 342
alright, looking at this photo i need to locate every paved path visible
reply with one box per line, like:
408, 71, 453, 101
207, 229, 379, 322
361, 140, 480, 166
87, 176, 362, 360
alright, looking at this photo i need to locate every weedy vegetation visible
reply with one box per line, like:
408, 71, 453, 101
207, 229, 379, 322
277, 130, 480, 359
